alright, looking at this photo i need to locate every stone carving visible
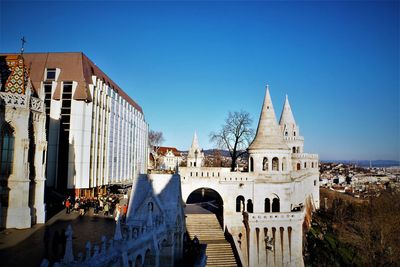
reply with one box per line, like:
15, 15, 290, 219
30, 97, 45, 112
0, 92, 27, 108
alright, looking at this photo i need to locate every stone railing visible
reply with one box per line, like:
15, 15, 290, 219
284, 136, 304, 141
41, 216, 167, 267
247, 211, 305, 223
0, 92, 45, 113
0, 92, 27, 108
292, 153, 319, 160
30, 96, 45, 112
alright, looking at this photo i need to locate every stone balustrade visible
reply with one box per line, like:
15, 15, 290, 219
283, 136, 304, 141
0, 92, 45, 113
30, 96, 45, 112
42, 215, 168, 267
0, 92, 27, 108
291, 153, 319, 159
247, 211, 304, 223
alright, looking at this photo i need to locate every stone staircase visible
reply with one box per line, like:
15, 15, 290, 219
186, 213, 238, 267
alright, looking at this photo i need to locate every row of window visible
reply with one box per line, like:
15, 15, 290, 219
235, 195, 280, 213
249, 157, 286, 172
189, 171, 220, 178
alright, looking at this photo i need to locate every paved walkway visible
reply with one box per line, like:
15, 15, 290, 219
0, 209, 116, 267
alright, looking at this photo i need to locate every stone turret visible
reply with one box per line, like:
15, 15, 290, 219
248, 86, 291, 173
187, 132, 204, 168
279, 95, 304, 154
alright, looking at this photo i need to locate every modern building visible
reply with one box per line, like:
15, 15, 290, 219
0, 54, 46, 228
20, 52, 148, 196
179, 86, 319, 267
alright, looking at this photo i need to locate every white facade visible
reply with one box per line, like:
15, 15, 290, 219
179, 86, 319, 267
0, 55, 46, 229
158, 149, 182, 171
23, 53, 148, 193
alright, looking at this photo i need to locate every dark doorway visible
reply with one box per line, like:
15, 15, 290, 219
186, 188, 224, 226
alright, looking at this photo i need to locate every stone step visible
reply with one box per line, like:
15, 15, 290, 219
185, 212, 238, 267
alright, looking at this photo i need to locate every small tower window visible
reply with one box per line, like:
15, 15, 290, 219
262, 157, 268, 171
293, 132, 296, 136
250, 157, 254, 172
272, 157, 279, 171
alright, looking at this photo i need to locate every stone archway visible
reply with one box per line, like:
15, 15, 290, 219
186, 187, 224, 226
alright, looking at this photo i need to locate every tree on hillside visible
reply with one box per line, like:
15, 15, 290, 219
148, 130, 165, 169
210, 111, 255, 171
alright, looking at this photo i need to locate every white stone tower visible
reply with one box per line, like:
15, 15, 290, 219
279, 94, 304, 154
187, 132, 204, 168
179, 85, 319, 267
248, 85, 292, 174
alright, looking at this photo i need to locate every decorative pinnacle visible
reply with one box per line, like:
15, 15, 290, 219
20, 37, 26, 55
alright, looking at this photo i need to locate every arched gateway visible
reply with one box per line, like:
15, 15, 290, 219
179, 86, 320, 267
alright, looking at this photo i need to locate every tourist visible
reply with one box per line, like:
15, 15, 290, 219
65, 198, 71, 214
104, 202, 110, 216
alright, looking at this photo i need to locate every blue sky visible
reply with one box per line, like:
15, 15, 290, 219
1, 1, 399, 160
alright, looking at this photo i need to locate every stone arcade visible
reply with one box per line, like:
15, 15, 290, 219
180, 86, 319, 267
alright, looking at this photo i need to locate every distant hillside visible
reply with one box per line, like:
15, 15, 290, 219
321, 160, 400, 168
179, 149, 242, 157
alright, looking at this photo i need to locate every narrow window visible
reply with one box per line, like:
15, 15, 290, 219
272, 198, 280, 212
0, 125, 14, 178
272, 157, 279, 171
297, 163, 301, 170
262, 157, 268, 171
250, 157, 254, 172
236, 196, 245, 212
247, 199, 254, 213
264, 198, 271, 212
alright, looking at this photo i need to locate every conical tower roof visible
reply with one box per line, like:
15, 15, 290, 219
279, 94, 297, 126
248, 86, 289, 150
191, 131, 200, 151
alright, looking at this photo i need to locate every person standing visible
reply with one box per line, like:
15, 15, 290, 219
104, 202, 109, 216
65, 199, 71, 214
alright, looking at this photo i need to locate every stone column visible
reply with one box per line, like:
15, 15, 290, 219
34, 139, 47, 224
248, 227, 258, 267
6, 131, 31, 229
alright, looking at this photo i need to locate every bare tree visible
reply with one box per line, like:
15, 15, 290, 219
210, 111, 255, 171
148, 130, 165, 169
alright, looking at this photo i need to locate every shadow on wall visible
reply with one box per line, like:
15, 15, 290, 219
0, 104, 11, 229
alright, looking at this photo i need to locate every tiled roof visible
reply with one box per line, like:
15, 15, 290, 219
157, 146, 181, 157
0, 55, 28, 94
1, 52, 143, 113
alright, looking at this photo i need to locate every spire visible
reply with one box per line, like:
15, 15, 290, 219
191, 131, 200, 150
279, 94, 297, 126
248, 85, 288, 150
